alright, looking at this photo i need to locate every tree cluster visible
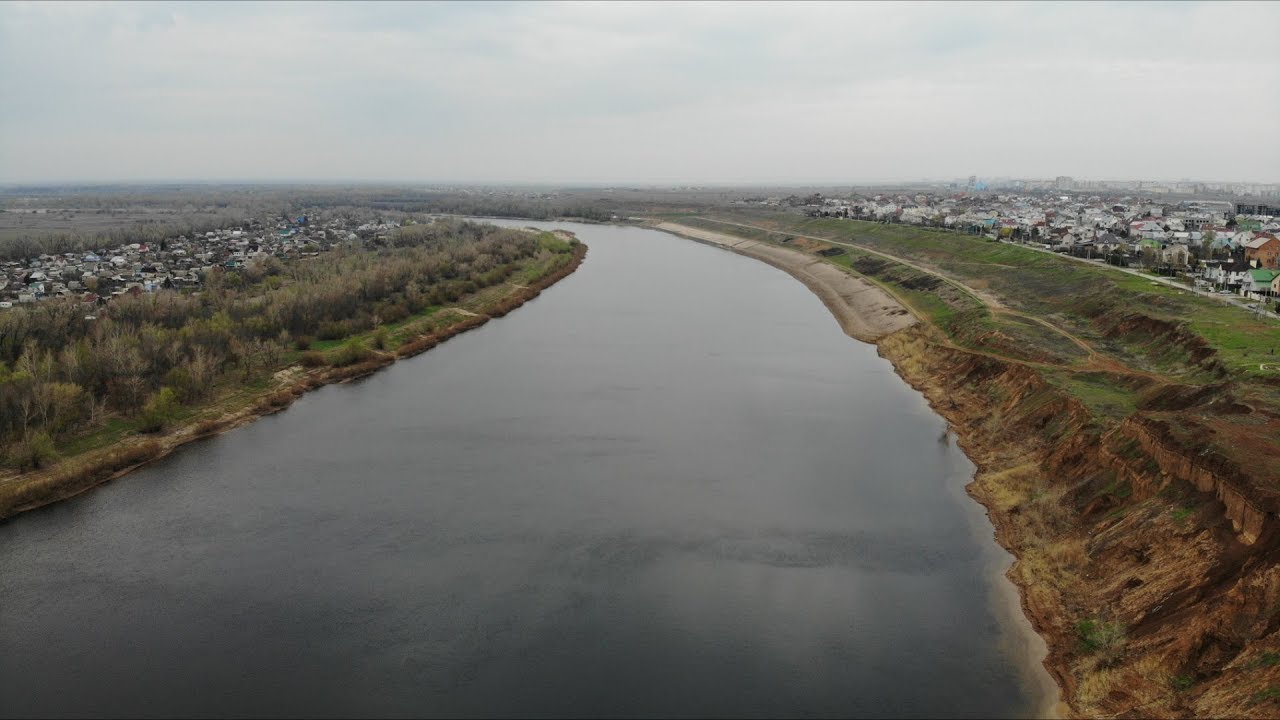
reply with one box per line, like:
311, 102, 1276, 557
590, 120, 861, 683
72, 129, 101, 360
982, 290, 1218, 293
0, 219, 542, 467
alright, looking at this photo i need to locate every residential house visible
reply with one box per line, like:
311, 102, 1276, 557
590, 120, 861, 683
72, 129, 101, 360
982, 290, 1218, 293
1243, 233, 1280, 268
1161, 243, 1191, 267
1245, 268, 1279, 300
1204, 254, 1253, 291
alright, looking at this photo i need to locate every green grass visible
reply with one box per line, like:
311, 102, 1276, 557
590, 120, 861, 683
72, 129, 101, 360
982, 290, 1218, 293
1104, 506, 1130, 521
1170, 674, 1195, 691
1252, 687, 1280, 705
1076, 617, 1127, 654
681, 215, 1109, 368
1092, 478, 1133, 501
54, 416, 137, 457
1250, 652, 1280, 669
682, 211, 1280, 382
536, 230, 574, 254
1046, 371, 1140, 418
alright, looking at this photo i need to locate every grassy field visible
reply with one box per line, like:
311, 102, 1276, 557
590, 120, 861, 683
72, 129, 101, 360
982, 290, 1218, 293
0, 207, 203, 243
656, 210, 1280, 488
677, 212, 1280, 379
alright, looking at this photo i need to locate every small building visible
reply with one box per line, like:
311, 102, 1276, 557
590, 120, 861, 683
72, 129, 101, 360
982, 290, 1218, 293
1245, 268, 1279, 300
1243, 234, 1280, 269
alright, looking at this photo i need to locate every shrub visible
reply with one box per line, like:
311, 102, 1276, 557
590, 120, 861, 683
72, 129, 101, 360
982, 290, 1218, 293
372, 328, 390, 350
294, 335, 315, 351
299, 351, 326, 368
164, 366, 202, 403
378, 303, 409, 324
192, 418, 225, 436
330, 339, 372, 367
106, 441, 162, 472
138, 387, 181, 433
260, 390, 294, 409
11, 431, 59, 471
317, 321, 347, 341
1077, 617, 1127, 659
396, 335, 438, 357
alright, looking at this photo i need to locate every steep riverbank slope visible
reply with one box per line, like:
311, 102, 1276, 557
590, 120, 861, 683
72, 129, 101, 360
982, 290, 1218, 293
0, 239, 587, 521
656, 219, 1280, 718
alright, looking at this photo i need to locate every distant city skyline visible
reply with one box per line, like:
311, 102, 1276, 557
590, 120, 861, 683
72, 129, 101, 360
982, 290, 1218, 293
1, 1, 1277, 184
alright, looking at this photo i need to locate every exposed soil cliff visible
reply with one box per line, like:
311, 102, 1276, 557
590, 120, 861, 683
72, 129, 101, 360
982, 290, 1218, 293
880, 324, 1280, 718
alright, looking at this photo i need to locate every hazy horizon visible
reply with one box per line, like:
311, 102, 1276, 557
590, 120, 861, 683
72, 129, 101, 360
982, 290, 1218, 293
2, 1, 1277, 185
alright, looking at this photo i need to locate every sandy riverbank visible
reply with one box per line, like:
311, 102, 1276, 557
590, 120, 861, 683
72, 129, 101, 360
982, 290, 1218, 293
657, 221, 1063, 717
655, 222, 916, 343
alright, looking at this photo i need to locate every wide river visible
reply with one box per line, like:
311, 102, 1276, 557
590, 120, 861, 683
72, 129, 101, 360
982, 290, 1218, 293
0, 220, 1052, 718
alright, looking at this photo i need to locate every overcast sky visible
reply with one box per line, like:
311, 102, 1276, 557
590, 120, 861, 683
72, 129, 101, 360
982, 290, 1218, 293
1, 1, 1276, 185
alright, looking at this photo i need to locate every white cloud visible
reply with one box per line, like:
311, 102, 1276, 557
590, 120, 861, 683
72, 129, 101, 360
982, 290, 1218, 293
0, 0, 1276, 183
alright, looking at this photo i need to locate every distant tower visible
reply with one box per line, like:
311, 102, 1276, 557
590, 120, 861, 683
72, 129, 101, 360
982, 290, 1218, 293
967, 175, 977, 190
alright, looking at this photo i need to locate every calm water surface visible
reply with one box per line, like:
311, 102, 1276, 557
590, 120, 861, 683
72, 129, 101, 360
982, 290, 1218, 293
1, 221, 1044, 718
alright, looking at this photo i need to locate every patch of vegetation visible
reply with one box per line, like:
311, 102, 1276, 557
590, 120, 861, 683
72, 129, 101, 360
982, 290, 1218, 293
0, 219, 544, 468
138, 387, 181, 433
1250, 652, 1280, 669
8, 430, 59, 470
1251, 686, 1280, 705
1170, 674, 1195, 692
1047, 371, 1139, 418
1104, 506, 1129, 521
1089, 478, 1132, 504
1076, 617, 1127, 656
702, 211, 1280, 383
329, 339, 373, 368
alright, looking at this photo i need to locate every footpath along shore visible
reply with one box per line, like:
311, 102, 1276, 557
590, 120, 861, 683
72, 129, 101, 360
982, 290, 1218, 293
656, 220, 1065, 719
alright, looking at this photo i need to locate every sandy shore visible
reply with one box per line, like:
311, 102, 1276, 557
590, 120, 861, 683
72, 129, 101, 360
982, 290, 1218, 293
989, 544, 1068, 719
656, 222, 916, 343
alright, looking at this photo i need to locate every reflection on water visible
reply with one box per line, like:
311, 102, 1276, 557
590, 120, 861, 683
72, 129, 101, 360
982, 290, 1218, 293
0, 221, 1038, 718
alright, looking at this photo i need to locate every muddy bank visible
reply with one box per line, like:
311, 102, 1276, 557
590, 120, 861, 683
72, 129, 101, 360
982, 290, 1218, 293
0, 243, 587, 522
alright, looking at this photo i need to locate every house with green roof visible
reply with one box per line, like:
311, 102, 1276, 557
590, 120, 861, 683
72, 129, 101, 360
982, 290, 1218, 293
1245, 268, 1279, 300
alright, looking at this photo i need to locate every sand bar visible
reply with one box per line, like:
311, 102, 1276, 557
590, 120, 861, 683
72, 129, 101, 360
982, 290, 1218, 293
656, 222, 916, 343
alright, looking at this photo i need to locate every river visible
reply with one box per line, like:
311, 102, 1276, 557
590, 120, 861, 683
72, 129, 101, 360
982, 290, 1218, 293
0, 220, 1051, 718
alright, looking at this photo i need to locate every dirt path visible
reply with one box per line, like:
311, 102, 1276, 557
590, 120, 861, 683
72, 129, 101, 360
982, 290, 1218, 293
686, 217, 1166, 378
